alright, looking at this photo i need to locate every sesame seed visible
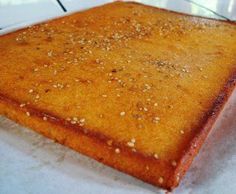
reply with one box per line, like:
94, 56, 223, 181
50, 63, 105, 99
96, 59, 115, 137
43, 116, 48, 121
154, 153, 159, 159
26, 112, 30, 117
70, 120, 77, 124
144, 83, 151, 90
115, 148, 120, 154
176, 174, 180, 182
131, 138, 136, 143
107, 140, 113, 146
198, 67, 203, 71
120, 111, 126, 116
20, 103, 26, 108
158, 177, 164, 184
127, 142, 135, 147
154, 103, 158, 107
102, 94, 107, 98
153, 117, 160, 123
79, 122, 85, 126
80, 118, 85, 123
35, 94, 40, 99
48, 51, 53, 57
180, 130, 185, 134
146, 166, 150, 170
73, 117, 78, 121
172, 160, 177, 167
34, 68, 39, 72
28, 89, 34, 93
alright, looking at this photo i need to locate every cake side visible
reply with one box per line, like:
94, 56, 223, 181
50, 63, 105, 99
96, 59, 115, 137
170, 71, 236, 188
0, 69, 235, 190
0, 93, 174, 189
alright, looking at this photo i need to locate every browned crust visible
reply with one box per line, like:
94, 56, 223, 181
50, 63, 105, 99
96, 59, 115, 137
0, 1, 236, 191
0, 92, 157, 161
128, 2, 236, 25
0, 93, 174, 189
169, 70, 236, 189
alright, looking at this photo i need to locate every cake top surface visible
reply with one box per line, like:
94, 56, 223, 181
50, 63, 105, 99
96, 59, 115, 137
0, 2, 236, 165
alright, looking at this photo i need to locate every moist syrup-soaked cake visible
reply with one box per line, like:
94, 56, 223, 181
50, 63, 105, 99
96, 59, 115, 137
0, 2, 236, 190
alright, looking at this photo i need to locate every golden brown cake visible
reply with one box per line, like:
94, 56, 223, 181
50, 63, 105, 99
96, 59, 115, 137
0, 2, 236, 190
